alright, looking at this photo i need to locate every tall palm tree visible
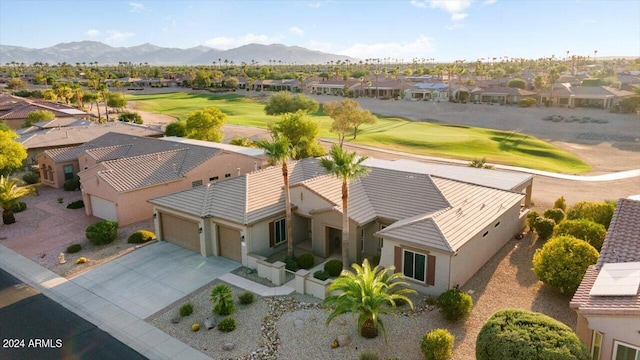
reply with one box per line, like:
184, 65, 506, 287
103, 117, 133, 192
255, 137, 296, 259
0, 176, 35, 225
320, 145, 369, 269
324, 258, 416, 340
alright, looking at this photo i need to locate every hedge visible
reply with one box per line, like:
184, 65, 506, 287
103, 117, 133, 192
86, 220, 118, 245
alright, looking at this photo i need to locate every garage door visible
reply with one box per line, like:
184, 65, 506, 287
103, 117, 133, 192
90, 196, 117, 221
218, 226, 241, 262
160, 213, 200, 253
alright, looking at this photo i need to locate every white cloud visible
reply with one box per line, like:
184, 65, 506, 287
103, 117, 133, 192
308, 2, 321, 8
85, 29, 100, 37
205, 33, 284, 49
451, 13, 468, 21
289, 26, 304, 36
104, 30, 135, 44
338, 35, 435, 60
129, 2, 144, 12
426, 0, 471, 14
410, 0, 426, 8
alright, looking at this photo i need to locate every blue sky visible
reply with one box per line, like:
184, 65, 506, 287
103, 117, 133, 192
1, 0, 638, 62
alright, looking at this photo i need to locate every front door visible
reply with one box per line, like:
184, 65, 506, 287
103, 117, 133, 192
326, 227, 342, 255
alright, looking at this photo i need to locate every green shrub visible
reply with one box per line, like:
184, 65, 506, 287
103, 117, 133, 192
533, 217, 555, 241
533, 235, 599, 293
179, 302, 194, 317
296, 253, 315, 269
285, 256, 299, 272
210, 284, 235, 316
85, 220, 118, 245
324, 259, 343, 277
66, 243, 82, 253
165, 121, 187, 137
526, 211, 540, 230
313, 270, 330, 281
127, 230, 156, 244
421, 328, 454, 360
359, 351, 380, 360
425, 295, 438, 306
118, 111, 143, 124
566, 201, 615, 228
553, 196, 567, 211
66, 200, 84, 209
10, 201, 27, 213
371, 254, 380, 267
518, 97, 536, 107
476, 309, 590, 360
22, 172, 40, 184
217, 316, 236, 332
238, 291, 255, 305
543, 208, 565, 224
436, 288, 473, 321
555, 219, 607, 251
63, 176, 80, 191
507, 78, 527, 89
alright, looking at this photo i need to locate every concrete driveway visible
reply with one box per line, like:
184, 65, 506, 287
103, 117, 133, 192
70, 241, 240, 319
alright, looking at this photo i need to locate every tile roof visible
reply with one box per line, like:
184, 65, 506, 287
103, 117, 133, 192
0, 94, 88, 120
20, 122, 164, 150
570, 198, 640, 315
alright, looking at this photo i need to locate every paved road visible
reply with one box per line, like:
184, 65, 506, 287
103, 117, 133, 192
0, 268, 146, 360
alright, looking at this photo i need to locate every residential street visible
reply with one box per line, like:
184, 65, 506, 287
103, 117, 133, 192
0, 268, 146, 360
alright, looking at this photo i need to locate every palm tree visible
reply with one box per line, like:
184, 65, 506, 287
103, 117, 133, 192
256, 137, 296, 259
320, 145, 369, 269
324, 258, 416, 340
0, 176, 35, 225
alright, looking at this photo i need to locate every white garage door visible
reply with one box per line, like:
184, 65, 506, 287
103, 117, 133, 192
161, 213, 201, 253
90, 196, 117, 221
218, 225, 241, 262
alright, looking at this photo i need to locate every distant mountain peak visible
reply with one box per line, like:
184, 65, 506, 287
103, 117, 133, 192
0, 41, 359, 65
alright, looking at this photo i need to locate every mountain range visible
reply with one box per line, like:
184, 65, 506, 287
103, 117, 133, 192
0, 41, 359, 66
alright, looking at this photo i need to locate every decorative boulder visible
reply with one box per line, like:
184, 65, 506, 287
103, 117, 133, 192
204, 318, 216, 330
337, 334, 352, 347
171, 317, 181, 324
222, 342, 235, 351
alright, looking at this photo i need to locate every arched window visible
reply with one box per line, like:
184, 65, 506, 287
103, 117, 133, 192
41, 165, 48, 181
47, 166, 53, 181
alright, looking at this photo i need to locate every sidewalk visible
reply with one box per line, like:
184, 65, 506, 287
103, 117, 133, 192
321, 138, 640, 182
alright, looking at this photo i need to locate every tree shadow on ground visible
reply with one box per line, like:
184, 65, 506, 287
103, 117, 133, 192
531, 283, 577, 329
510, 232, 545, 287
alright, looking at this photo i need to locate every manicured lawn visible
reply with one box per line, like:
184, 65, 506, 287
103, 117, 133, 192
128, 92, 591, 173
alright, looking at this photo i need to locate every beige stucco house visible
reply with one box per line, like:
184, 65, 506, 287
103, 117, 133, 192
149, 157, 532, 295
0, 93, 90, 130
570, 198, 640, 360
37, 133, 267, 226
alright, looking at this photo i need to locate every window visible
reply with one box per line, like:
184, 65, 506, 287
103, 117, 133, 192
225, 173, 231, 178
591, 331, 603, 360
379, 225, 386, 249
403, 249, 426, 282
361, 229, 365, 253
614, 341, 640, 360
191, 180, 203, 188
63, 165, 74, 181
209, 176, 218, 182
270, 218, 286, 246
483, 231, 489, 238
494, 221, 501, 228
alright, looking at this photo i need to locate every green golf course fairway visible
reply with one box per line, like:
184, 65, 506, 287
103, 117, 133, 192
127, 92, 591, 174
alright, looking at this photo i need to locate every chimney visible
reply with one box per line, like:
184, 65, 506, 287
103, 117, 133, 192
237, 168, 241, 176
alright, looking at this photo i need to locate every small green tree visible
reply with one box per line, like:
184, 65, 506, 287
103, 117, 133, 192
210, 284, 235, 316
468, 158, 494, 169
269, 110, 324, 159
165, 121, 187, 137
476, 309, 589, 360
421, 329, 454, 360
532, 235, 599, 293
118, 111, 143, 124
264, 91, 319, 115
555, 219, 607, 251
23, 110, 55, 128
436, 288, 473, 321
0, 176, 35, 224
324, 259, 416, 341
566, 201, 615, 228
107, 92, 127, 111
323, 98, 377, 147
0, 128, 27, 176
507, 78, 527, 89
526, 211, 540, 231
186, 107, 226, 142
193, 70, 211, 89
229, 137, 256, 147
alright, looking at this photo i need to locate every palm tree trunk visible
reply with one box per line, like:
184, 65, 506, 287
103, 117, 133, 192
283, 162, 294, 258
341, 179, 350, 270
